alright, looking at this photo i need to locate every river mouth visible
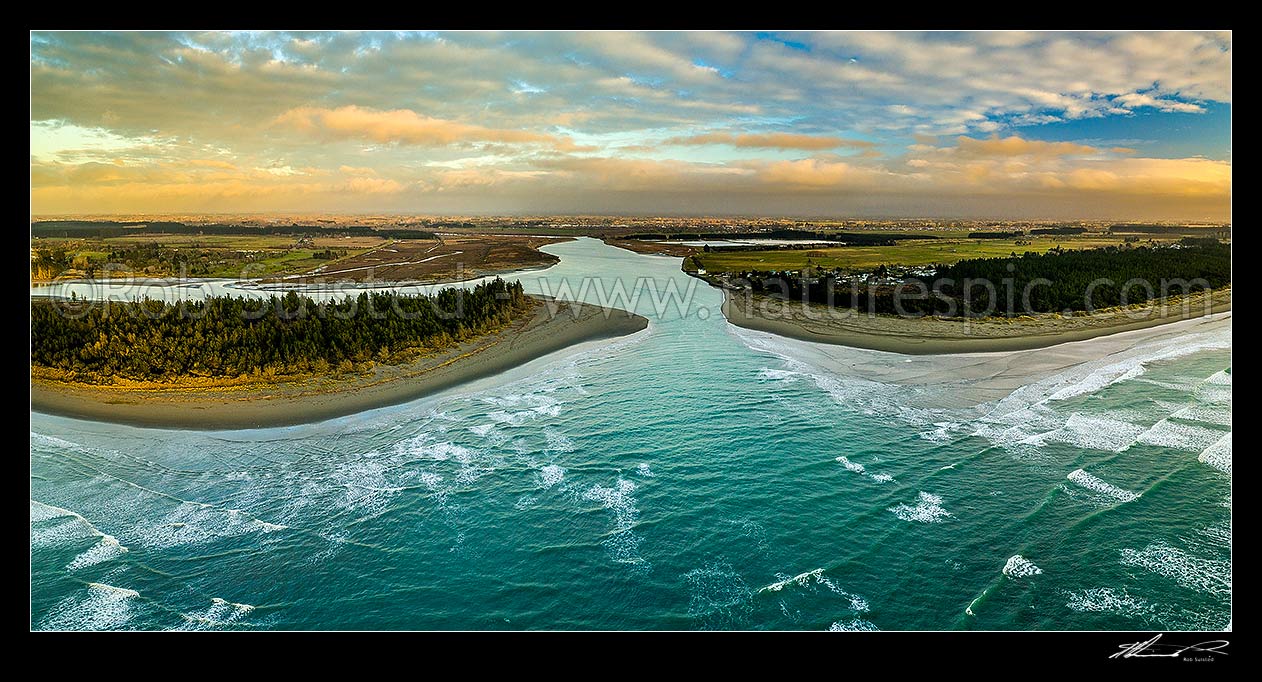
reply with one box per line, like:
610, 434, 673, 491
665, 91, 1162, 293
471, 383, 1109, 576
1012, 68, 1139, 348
31, 236, 1231, 631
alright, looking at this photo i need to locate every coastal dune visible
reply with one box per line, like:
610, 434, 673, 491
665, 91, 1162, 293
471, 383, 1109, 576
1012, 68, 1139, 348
722, 287, 1231, 355
31, 298, 647, 430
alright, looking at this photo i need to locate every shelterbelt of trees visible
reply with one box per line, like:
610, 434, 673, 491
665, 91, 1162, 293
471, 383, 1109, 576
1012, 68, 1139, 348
31, 278, 529, 384
738, 239, 1230, 317
31, 220, 437, 240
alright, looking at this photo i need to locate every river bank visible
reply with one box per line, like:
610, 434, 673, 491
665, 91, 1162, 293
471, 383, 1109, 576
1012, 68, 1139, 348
31, 297, 647, 430
721, 287, 1231, 355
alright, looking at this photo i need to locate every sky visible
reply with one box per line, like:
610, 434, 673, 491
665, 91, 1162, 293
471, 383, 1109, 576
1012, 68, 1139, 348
29, 31, 1231, 220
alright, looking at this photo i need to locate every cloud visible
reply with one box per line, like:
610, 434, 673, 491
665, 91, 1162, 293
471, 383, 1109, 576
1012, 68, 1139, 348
341, 176, 406, 193
30, 148, 1231, 219
953, 135, 1104, 158
664, 132, 874, 150
752, 158, 867, 188
274, 105, 563, 147
28, 31, 1232, 219
338, 164, 377, 176
32, 30, 1229, 147
570, 31, 724, 85
1113, 92, 1207, 113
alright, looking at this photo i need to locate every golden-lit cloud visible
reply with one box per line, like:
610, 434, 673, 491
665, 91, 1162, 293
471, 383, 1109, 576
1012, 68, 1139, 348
29, 31, 1231, 219
953, 135, 1103, 157
753, 158, 869, 188
30, 148, 1231, 219
275, 105, 564, 147
664, 132, 875, 151
337, 165, 378, 176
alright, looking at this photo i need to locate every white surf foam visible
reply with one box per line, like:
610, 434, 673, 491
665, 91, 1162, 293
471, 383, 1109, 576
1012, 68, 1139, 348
31, 501, 131, 569
130, 501, 291, 550
836, 456, 895, 484
757, 367, 800, 383
31, 514, 101, 547
543, 429, 576, 453
1197, 519, 1231, 549
1035, 414, 1147, 452
636, 463, 654, 478
848, 594, 870, 613
1204, 369, 1232, 386
31, 500, 79, 524
836, 456, 865, 475
1048, 364, 1145, 402
395, 436, 477, 463
584, 479, 637, 520
733, 330, 925, 423
37, 582, 140, 631
1132, 419, 1227, 452
1120, 541, 1231, 597
175, 597, 257, 630
684, 561, 752, 629
30, 432, 84, 450
1194, 383, 1232, 405
971, 405, 1065, 451
1065, 587, 1227, 630
539, 464, 565, 488
1053, 332, 1230, 405
920, 421, 963, 443
760, 568, 827, 593
584, 479, 646, 565
1066, 469, 1140, 504
889, 492, 951, 523
211, 597, 254, 615
1198, 433, 1232, 475
828, 618, 879, 631
481, 391, 565, 425
1002, 555, 1043, 579
1065, 587, 1154, 618
487, 410, 530, 426
1172, 404, 1232, 427
324, 457, 412, 518
972, 326, 1231, 452
599, 529, 646, 567
66, 535, 128, 571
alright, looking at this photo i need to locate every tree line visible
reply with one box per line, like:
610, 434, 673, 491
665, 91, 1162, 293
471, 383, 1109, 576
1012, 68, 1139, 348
968, 231, 1023, 239
32, 220, 437, 240
31, 278, 530, 383
737, 240, 1230, 317
626, 230, 935, 245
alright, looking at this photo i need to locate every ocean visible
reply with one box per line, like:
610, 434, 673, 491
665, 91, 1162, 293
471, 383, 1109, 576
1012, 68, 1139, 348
30, 237, 1231, 630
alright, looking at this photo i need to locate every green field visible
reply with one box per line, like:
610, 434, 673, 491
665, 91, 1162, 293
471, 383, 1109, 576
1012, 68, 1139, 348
32, 235, 378, 281
693, 235, 1180, 273
100, 234, 301, 248
199, 249, 361, 278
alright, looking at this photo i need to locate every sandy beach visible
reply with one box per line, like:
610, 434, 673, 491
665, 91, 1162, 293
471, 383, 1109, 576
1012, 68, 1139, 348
722, 287, 1231, 355
31, 298, 648, 430
728, 307, 1232, 409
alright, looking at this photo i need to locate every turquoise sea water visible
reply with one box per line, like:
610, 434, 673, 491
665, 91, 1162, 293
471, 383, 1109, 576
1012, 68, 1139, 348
30, 238, 1231, 630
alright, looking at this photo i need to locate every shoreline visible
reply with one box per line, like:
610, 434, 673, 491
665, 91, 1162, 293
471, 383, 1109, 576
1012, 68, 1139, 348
31, 298, 647, 430
721, 287, 1231, 355
30, 259, 563, 292
32, 234, 572, 288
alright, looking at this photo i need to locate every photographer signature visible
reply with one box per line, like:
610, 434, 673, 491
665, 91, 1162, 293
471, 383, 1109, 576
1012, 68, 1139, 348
1111, 634, 1229, 660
